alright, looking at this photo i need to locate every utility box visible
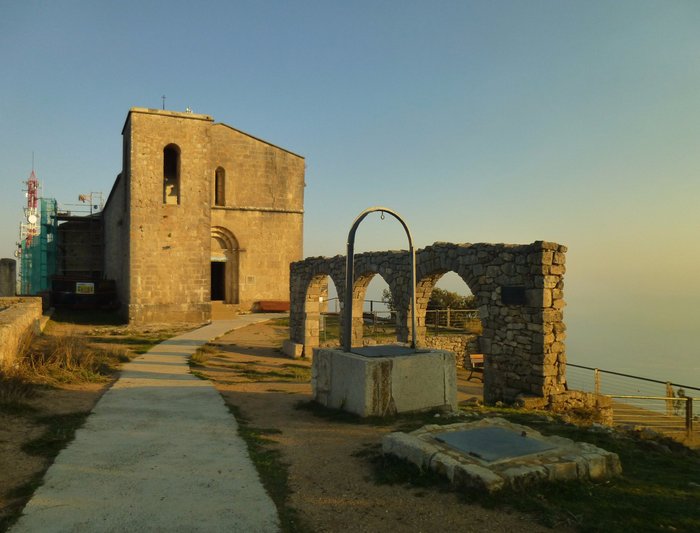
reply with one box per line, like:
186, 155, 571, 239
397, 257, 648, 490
0, 259, 16, 297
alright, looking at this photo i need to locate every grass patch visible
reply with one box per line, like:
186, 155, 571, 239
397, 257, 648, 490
22, 335, 127, 383
0, 334, 128, 410
0, 411, 92, 531
357, 405, 700, 532
0, 473, 45, 531
296, 400, 466, 428
189, 345, 218, 367
227, 404, 311, 533
48, 308, 125, 326
222, 363, 310, 383
0, 370, 37, 406
22, 411, 92, 457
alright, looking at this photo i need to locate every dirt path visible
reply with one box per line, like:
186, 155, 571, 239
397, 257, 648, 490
205, 321, 560, 532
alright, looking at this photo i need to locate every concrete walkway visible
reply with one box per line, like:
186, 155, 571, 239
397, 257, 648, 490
12, 315, 287, 533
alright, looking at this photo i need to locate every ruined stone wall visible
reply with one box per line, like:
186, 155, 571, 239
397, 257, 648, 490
423, 334, 480, 369
0, 259, 15, 296
103, 173, 129, 315
289, 241, 568, 404
125, 109, 213, 323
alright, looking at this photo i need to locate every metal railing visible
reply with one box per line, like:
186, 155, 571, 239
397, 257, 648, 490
425, 308, 480, 334
568, 363, 699, 444
318, 299, 398, 343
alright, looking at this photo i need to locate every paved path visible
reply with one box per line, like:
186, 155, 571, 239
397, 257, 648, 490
12, 315, 287, 533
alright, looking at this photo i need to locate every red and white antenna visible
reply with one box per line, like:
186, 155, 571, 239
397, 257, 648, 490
21, 164, 41, 246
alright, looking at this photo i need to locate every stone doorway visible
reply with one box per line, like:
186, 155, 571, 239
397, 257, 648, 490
211, 261, 226, 301
210, 227, 240, 304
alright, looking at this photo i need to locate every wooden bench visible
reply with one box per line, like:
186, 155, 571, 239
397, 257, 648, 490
468, 353, 484, 381
255, 300, 290, 312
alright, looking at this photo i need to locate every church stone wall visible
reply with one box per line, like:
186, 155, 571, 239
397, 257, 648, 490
209, 124, 304, 309
125, 109, 213, 323
103, 173, 129, 314
102, 107, 305, 324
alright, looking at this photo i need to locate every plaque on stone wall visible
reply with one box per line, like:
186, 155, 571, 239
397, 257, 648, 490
76, 282, 95, 295
501, 286, 526, 305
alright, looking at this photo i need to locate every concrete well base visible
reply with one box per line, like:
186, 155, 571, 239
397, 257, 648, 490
311, 347, 457, 417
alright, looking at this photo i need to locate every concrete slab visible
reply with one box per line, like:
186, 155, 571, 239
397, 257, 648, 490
11, 314, 286, 533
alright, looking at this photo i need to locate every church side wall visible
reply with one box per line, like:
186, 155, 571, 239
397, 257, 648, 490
127, 110, 213, 323
103, 173, 129, 318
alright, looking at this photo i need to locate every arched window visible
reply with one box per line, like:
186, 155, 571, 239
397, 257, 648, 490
163, 144, 180, 205
214, 167, 225, 206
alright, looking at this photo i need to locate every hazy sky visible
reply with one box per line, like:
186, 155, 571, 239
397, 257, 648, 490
1, 1, 698, 384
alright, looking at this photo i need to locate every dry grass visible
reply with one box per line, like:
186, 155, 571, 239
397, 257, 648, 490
0, 334, 129, 407
189, 344, 218, 367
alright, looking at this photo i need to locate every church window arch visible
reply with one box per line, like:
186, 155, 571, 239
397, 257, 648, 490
163, 144, 181, 205
214, 167, 225, 206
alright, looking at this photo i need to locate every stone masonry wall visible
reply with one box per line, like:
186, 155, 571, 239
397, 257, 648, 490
103, 173, 129, 314
126, 109, 213, 323
289, 241, 568, 404
102, 108, 305, 324
423, 334, 479, 369
0, 297, 42, 368
209, 123, 304, 309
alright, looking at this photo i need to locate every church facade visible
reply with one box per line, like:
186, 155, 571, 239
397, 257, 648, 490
103, 108, 305, 323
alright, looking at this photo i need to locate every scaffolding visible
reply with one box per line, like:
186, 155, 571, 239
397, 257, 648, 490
19, 198, 58, 294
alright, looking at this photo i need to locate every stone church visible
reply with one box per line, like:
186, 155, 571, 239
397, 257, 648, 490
102, 108, 305, 323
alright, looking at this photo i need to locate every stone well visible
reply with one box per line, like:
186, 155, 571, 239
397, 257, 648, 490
312, 345, 457, 417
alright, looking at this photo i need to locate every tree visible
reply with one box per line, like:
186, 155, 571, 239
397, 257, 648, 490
381, 288, 395, 311
428, 288, 476, 310
383, 287, 476, 310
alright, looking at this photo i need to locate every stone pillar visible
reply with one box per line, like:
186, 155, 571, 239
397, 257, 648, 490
0, 259, 16, 297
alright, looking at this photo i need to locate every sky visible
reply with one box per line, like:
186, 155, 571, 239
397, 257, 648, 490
1, 1, 698, 385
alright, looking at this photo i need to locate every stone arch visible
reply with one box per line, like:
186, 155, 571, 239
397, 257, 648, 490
163, 144, 181, 205
289, 256, 345, 355
210, 226, 239, 304
288, 241, 569, 404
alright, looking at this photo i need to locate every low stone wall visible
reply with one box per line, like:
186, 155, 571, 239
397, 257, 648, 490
423, 334, 479, 369
0, 297, 43, 368
516, 389, 614, 426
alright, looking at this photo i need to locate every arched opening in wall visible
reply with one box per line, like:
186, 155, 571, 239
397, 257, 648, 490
352, 273, 397, 346
163, 144, 181, 205
416, 271, 482, 369
214, 167, 225, 206
303, 274, 339, 350
210, 227, 239, 304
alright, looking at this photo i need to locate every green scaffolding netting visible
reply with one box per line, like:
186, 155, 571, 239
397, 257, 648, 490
20, 198, 57, 295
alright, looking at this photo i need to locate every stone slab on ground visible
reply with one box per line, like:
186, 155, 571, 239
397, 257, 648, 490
11, 314, 286, 533
382, 417, 622, 493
